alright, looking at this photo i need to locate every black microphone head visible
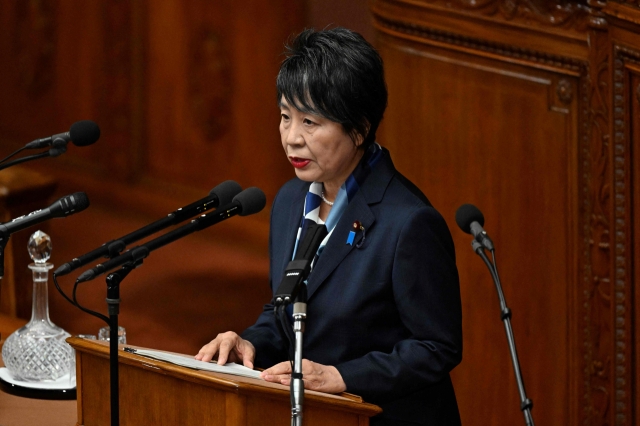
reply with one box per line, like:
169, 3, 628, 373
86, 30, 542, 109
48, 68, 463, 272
209, 180, 242, 206
455, 204, 485, 234
50, 192, 90, 218
234, 187, 266, 216
69, 120, 100, 147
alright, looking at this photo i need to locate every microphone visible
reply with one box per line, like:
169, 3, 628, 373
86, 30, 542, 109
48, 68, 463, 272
76, 187, 266, 283
0, 192, 90, 237
273, 223, 328, 306
54, 180, 243, 276
454, 204, 535, 424
25, 120, 101, 150
455, 204, 494, 250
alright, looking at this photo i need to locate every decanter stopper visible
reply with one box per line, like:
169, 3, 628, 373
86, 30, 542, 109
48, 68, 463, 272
28, 230, 52, 264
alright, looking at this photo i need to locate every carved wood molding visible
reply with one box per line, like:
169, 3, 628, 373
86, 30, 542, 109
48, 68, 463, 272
581, 34, 635, 426
407, 0, 591, 30
374, 13, 586, 73
581, 28, 611, 426
557, 78, 575, 103
609, 43, 635, 426
609, 0, 640, 9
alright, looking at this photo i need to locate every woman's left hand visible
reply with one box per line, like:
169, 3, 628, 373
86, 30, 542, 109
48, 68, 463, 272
261, 359, 347, 394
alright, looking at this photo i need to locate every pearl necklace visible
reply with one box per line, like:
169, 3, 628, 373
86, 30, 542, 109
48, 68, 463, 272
321, 190, 334, 206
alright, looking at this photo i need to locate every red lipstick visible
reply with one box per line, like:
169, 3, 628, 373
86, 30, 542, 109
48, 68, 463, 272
290, 157, 311, 169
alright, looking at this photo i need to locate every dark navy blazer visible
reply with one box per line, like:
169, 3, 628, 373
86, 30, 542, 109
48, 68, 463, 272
242, 149, 462, 425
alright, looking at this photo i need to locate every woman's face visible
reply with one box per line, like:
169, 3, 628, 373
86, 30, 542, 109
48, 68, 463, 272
279, 97, 363, 189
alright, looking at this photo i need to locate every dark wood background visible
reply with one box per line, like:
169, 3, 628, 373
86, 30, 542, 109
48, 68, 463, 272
0, 0, 637, 425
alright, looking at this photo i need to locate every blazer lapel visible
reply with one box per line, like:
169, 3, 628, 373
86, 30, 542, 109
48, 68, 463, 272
306, 191, 375, 299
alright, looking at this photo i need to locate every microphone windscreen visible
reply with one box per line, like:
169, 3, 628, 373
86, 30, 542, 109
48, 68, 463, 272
69, 120, 101, 147
209, 180, 242, 206
455, 204, 484, 234
235, 187, 266, 216
72, 192, 91, 212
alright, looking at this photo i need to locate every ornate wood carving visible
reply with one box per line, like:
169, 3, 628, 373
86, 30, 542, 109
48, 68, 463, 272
580, 32, 635, 426
557, 78, 575, 103
582, 26, 612, 426
374, 14, 585, 72
609, 0, 640, 8
399, 0, 590, 30
12, 0, 56, 97
188, 27, 233, 142
610, 43, 635, 426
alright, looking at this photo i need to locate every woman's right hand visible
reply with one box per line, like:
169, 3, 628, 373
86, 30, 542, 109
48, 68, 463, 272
195, 331, 256, 369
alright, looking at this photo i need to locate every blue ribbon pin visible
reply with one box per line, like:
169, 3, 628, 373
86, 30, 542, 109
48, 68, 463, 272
346, 231, 356, 246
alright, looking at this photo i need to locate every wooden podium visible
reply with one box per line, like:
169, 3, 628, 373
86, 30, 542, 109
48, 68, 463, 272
68, 337, 382, 426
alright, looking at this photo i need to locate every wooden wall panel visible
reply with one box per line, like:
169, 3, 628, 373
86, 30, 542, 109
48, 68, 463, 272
305, 0, 374, 42
378, 34, 578, 425
144, 0, 299, 202
0, 1, 100, 148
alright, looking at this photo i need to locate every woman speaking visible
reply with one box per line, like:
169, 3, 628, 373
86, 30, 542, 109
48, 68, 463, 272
196, 28, 462, 425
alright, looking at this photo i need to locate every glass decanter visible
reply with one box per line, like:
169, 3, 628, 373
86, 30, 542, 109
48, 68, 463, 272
1, 230, 74, 381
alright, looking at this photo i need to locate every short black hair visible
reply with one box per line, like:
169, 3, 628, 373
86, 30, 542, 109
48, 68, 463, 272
276, 28, 388, 149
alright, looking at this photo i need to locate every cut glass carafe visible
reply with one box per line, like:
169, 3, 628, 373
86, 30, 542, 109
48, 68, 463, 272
1, 230, 74, 381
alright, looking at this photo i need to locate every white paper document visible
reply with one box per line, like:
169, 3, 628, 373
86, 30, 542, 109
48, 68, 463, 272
125, 348, 262, 380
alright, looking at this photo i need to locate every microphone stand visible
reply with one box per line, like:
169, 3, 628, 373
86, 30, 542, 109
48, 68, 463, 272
104, 260, 141, 426
290, 286, 307, 426
273, 223, 328, 426
471, 240, 534, 426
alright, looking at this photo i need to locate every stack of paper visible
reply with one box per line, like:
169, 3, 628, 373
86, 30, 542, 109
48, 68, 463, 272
126, 348, 262, 380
